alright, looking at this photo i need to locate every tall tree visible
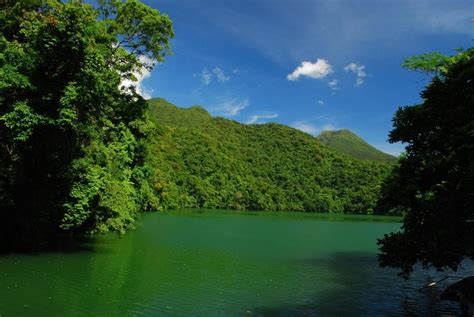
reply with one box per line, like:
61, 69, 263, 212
377, 48, 474, 277
0, 0, 173, 249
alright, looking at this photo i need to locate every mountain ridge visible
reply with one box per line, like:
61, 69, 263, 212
317, 129, 397, 162
148, 98, 396, 163
145, 98, 393, 214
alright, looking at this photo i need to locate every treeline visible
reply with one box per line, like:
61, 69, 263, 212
145, 99, 393, 214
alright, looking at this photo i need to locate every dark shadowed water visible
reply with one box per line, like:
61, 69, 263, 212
0, 211, 464, 316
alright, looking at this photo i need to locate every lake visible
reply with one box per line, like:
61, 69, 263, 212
0, 211, 461, 316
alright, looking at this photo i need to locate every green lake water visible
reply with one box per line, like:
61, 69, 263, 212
0, 211, 460, 316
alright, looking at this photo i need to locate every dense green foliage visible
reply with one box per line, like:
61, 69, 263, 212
401, 52, 451, 75
377, 48, 474, 277
0, 1, 395, 250
148, 98, 212, 127
0, 0, 173, 249
318, 129, 397, 163
146, 98, 393, 214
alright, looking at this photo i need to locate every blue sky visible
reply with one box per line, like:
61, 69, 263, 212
135, 0, 472, 155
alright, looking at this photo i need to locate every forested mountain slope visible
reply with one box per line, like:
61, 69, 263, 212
148, 98, 212, 127
146, 99, 393, 214
318, 129, 397, 162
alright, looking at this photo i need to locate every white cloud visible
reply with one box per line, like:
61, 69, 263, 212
321, 124, 336, 131
213, 67, 230, 82
344, 63, 367, 86
140, 87, 153, 100
196, 67, 231, 85
318, 100, 324, 106
374, 142, 406, 157
214, 98, 249, 116
328, 79, 338, 90
287, 58, 333, 81
291, 121, 337, 136
120, 56, 155, 99
291, 121, 319, 135
200, 1, 472, 66
201, 68, 212, 85
247, 113, 278, 124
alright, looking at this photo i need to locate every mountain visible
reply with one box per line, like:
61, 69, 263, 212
145, 98, 393, 215
317, 129, 397, 163
148, 98, 212, 127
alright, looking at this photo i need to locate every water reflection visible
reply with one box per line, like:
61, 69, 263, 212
0, 212, 470, 316
255, 252, 461, 316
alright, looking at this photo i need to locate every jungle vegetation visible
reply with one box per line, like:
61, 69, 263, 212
377, 48, 474, 277
8, 0, 464, 259
0, 0, 173, 249
0, 0, 393, 250
145, 98, 393, 214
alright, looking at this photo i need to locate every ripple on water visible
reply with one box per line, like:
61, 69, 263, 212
0, 212, 468, 316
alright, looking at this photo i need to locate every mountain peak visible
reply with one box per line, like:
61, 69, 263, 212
317, 129, 397, 163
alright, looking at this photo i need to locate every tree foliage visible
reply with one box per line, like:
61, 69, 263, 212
401, 52, 451, 75
377, 48, 474, 277
0, 0, 173, 249
146, 99, 393, 214
0, 0, 397, 252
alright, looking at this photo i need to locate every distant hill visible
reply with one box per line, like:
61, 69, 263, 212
148, 98, 212, 127
145, 98, 393, 214
317, 129, 397, 163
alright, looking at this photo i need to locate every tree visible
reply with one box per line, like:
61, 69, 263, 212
0, 0, 173, 249
377, 48, 474, 277
145, 98, 393, 215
